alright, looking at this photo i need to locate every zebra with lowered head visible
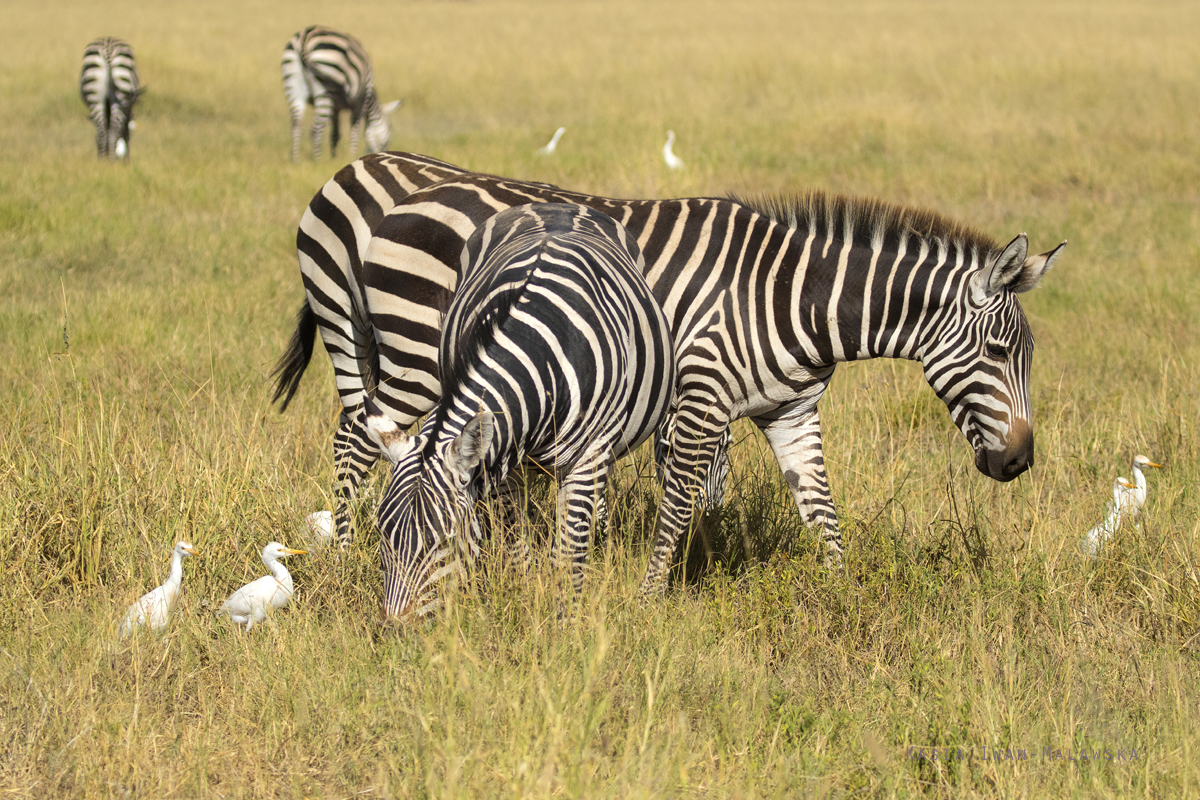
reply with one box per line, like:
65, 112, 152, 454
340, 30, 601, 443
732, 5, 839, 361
281, 26, 401, 162
276, 158, 1064, 592
80, 37, 141, 159
361, 203, 676, 619
271, 152, 729, 548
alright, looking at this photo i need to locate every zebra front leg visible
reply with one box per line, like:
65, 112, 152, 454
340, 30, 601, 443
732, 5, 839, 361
751, 401, 843, 568
332, 409, 382, 548
554, 458, 611, 595
640, 412, 729, 595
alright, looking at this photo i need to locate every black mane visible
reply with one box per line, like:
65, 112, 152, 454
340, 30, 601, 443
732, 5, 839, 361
729, 190, 1001, 258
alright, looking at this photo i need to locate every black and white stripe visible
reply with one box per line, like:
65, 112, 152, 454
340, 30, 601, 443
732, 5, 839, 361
79, 37, 141, 159
362, 204, 675, 618
281, 26, 400, 162
275, 154, 1063, 592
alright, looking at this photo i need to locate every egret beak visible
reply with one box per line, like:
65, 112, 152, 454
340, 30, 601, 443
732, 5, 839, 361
185, 547, 199, 556
1146, 461, 1163, 469
285, 548, 308, 556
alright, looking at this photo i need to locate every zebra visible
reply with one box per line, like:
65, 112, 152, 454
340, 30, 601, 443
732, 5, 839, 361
361, 203, 676, 618
79, 37, 141, 159
281, 26, 401, 162
276, 156, 1065, 592
272, 151, 728, 548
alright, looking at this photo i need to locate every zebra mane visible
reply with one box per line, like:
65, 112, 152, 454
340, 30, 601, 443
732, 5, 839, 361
729, 191, 1001, 258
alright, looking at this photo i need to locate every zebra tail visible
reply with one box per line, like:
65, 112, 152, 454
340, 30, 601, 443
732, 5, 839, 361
271, 302, 318, 411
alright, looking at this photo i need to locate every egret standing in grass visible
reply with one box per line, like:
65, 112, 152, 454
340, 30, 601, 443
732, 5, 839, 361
304, 510, 335, 545
118, 541, 198, 638
1084, 478, 1136, 557
662, 130, 684, 170
1117, 454, 1163, 519
537, 126, 566, 155
219, 542, 306, 631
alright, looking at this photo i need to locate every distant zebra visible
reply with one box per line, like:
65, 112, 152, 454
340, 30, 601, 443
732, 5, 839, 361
80, 37, 141, 159
362, 204, 675, 618
281, 26, 401, 162
276, 154, 1065, 593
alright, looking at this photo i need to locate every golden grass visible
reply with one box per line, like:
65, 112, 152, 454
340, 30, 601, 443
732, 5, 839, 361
2, 0, 1199, 796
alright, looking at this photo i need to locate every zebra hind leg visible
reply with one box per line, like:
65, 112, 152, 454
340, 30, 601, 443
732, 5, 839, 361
332, 409, 383, 549
554, 455, 613, 601
310, 95, 334, 159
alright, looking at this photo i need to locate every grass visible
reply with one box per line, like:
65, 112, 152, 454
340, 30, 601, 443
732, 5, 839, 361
2, 0, 1199, 796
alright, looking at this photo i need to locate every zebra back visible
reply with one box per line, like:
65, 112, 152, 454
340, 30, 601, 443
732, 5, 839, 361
80, 37, 140, 159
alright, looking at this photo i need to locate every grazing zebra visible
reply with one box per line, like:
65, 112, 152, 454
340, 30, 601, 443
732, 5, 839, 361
79, 37, 141, 159
272, 151, 727, 548
277, 156, 1065, 591
361, 203, 676, 618
281, 26, 401, 162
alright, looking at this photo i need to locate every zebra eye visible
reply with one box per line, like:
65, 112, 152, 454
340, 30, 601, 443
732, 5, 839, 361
985, 342, 1009, 360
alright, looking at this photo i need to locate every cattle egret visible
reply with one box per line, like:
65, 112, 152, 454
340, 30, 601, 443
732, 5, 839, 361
118, 541, 198, 638
1117, 454, 1163, 518
1084, 478, 1136, 557
663, 130, 684, 170
304, 510, 335, 544
537, 127, 566, 155
219, 542, 306, 631
115, 138, 128, 158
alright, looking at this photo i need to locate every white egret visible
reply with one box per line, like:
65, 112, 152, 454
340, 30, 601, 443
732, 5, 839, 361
219, 542, 307, 631
537, 127, 566, 155
663, 130, 684, 170
118, 541, 198, 638
304, 510, 335, 544
1116, 454, 1163, 518
1084, 478, 1136, 557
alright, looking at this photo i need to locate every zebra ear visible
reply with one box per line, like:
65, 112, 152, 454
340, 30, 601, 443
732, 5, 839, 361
448, 411, 494, 487
363, 396, 408, 463
973, 233, 1029, 300
1011, 240, 1067, 294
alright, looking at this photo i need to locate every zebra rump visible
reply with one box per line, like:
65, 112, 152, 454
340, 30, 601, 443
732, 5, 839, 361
281, 26, 401, 162
363, 203, 676, 619
80, 37, 141, 159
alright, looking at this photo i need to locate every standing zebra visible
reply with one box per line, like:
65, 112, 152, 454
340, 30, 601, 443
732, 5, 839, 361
272, 151, 727, 548
361, 204, 676, 618
281, 26, 401, 162
80, 37, 141, 159
276, 155, 1064, 591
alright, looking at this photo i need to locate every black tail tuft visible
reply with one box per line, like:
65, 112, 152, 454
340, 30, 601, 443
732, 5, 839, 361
271, 302, 318, 411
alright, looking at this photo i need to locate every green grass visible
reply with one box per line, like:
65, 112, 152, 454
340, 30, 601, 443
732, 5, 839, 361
3, 0, 1200, 796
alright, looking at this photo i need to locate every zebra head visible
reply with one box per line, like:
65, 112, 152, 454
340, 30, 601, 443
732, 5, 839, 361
364, 399, 494, 620
364, 95, 402, 154
920, 233, 1065, 482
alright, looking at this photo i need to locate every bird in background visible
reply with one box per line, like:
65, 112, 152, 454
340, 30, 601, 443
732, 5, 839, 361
118, 541, 198, 638
304, 510, 334, 545
663, 130, 684, 170
1084, 478, 1136, 558
219, 542, 306, 631
1116, 454, 1163, 520
537, 126, 566, 155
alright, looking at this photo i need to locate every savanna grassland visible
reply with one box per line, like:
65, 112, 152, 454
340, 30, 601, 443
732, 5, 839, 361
2, 0, 1199, 797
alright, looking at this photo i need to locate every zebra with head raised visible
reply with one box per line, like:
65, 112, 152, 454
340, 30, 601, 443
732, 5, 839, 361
281, 26, 401, 162
361, 203, 675, 619
276, 157, 1065, 591
80, 37, 141, 159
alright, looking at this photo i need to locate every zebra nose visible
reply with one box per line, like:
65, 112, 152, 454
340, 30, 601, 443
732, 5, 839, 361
1000, 419, 1034, 479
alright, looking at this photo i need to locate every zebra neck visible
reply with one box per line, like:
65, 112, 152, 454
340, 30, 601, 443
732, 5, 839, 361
787, 226, 975, 366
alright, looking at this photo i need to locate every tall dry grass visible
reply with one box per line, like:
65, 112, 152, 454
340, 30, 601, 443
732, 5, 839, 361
2, 0, 1199, 797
